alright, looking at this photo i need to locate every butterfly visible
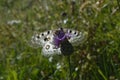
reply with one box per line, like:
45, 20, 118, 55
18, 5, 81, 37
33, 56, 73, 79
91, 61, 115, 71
30, 28, 87, 56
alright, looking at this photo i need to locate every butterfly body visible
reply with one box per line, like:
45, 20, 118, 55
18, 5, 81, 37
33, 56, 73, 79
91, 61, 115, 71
30, 28, 87, 56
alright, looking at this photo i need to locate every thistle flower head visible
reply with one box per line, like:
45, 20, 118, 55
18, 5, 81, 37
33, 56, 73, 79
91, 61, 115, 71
54, 28, 74, 55
54, 28, 67, 48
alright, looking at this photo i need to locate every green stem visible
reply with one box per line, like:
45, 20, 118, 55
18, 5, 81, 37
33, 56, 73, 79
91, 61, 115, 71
67, 56, 72, 80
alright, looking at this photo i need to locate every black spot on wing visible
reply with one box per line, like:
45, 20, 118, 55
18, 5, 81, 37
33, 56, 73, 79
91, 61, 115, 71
36, 35, 40, 39
44, 37, 48, 41
69, 30, 72, 33
74, 31, 76, 34
75, 31, 79, 36
41, 33, 44, 36
47, 30, 50, 34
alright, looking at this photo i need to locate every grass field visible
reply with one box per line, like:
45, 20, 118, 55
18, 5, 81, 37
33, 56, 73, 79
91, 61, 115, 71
0, 0, 120, 80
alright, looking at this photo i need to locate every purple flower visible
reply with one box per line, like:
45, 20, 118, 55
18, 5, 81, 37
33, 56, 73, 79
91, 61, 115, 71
53, 28, 74, 55
54, 28, 66, 47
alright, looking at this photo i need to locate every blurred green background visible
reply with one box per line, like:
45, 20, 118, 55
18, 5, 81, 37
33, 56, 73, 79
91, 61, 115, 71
0, 0, 120, 80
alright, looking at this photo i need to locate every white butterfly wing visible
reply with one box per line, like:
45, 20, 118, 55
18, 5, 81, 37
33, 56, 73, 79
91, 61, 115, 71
65, 29, 87, 46
30, 30, 53, 48
42, 42, 61, 56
